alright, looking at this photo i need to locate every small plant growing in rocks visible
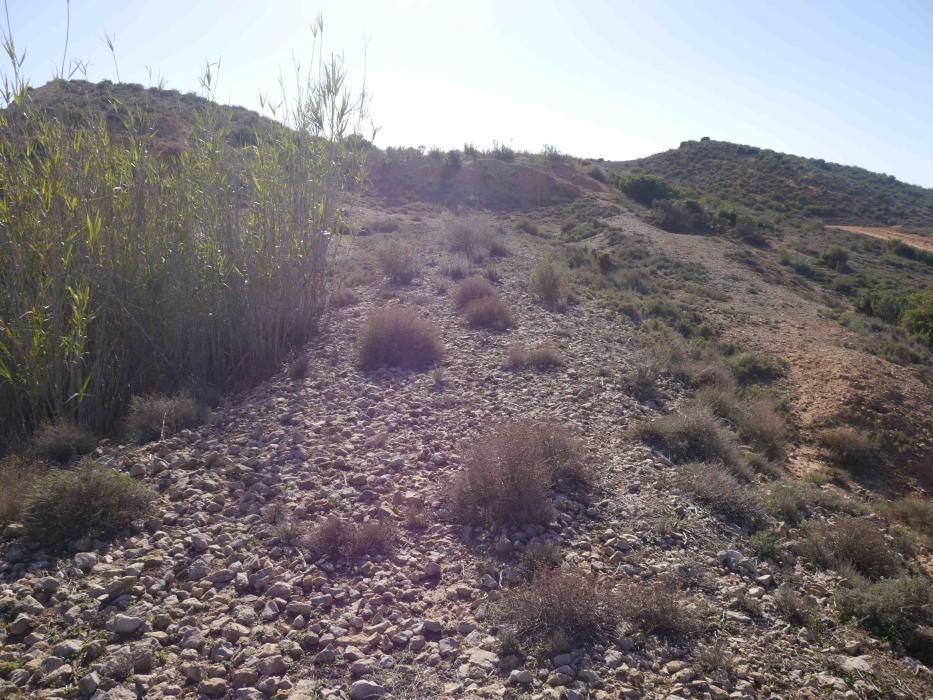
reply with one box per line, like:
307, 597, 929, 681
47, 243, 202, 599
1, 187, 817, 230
496, 568, 621, 652
803, 517, 900, 580
377, 242, 420, 285
817, 427, 880, 472
677, 463, 763, 528
125, 392, 208, 444
33, 419, 96, 464
358, 307, 444, 371
836, 577, 932, 655
450, 420, 588, 526
0, 455, 45, 525
453, 276, 497, 308
304, 516, 397, 560
632, 405, 742, 471
617, 580, 701, 639
21, 462, 157, 548
463, 296, 515, 331
530, 258, 566, 305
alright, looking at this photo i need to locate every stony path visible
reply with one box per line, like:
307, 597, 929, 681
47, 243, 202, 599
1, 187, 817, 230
1, 205, 929, 699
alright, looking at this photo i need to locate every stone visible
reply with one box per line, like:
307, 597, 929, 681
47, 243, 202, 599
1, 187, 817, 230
199, 678, 229, 697
78, 671, 100, 695
349, 680, 385, 699
109, 614, 144, 635
8, 613, 34, 635
509, 669, 534, 685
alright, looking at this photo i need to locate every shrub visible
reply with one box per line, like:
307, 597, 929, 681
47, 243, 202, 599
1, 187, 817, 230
655, 199, 713, 234
727, 352, 787, 385
463, 296, 515, 331
766, 482, 867, 524
331, 287, 360, 308
817, 427, 880, 472
804, 518, 900, 580
496, 568, 620, 651
516, 219, 540, 236
820, 245, 849, 271
358, 307, 443, 371
633, 406, 739, 469
377, 242, 419, 285
882, 495, 933, 539
588, 166, 606, 183
450, 420, 587, 526
677, 463, 763, 527
125, 393, 207, 444
448, 222, 482, 257
618, 580, 700, 639
364, 218, 400, 234
617, 174, 675, 206
453, 276, 497, 308
749, 531, 792, 565
836, 577, 932, 653
441, 258, 469, 281
304, 516, 397, 560
902, 288, 933, 348
734, 396, 787, 460
773, 587, 819, 627
33, 420, 96, 464
526, 342, 564, 369
0, 456, 45, 525
21, 463, 156, 548
287, 355, 310, 380
530, 258, 565, 305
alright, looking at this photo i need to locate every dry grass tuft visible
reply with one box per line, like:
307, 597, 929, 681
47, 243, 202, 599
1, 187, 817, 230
804, 517, 901, 580
677, 463, 763, 527
464, 296, 515, 331
304, 516, 397, 560
530, 258, 566, 305
451, 420, 587, 526
882, 495, 933, 539
21, 462, 157, 548
817, 427, 881, 472
358, 307, 444, 371
618, 580, 701, 639
125, 393, 207, 444
633, 405, 740, 471
33, 419, 96, 464
377, 242, 420, 285
453, 276, 497, 308
497, 568, 621, 651
0, 455, 46, 525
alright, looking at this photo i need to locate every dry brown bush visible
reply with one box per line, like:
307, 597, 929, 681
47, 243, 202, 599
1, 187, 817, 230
33, 419, 96, 464
304, 516, 397, 560
618, 580, 701, 639
882, 495, 933, 539
817, 427, 881, 472
0, 455, 46, 525
358, 307, 444, 371
497, 568, 620, 651
530, 258, 565, 304
677, 463, 763, 527
453, 276, 497, 308
450, 420, 587, 526
464, 296, 515, 331
377, 242, 419, 285
804, 517, 900, 580
125, 393, 207, 444
633, 405, 741, 471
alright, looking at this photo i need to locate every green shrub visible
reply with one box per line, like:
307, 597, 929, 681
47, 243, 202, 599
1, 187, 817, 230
0, 71, 363, 445
654, 199, 713, 234
902, 288, 933, 347
617, 174, 675, 206
463, 296, 515, 331
377, 242, 419, 285
855, 290, 908, 324
727, 352, 787, 385
836, 577, 932, 652
33, 420, 96, 464
21, 463, 157, 548
515, 219, 540, 236
125, 393, 207, 444
882, 495, 933, 539
820, 245, 850, 271
358, 307, 444, 371
450, 420, 587, 526
749, 531, 792, 565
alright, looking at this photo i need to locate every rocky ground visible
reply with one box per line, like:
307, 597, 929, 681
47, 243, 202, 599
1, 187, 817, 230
1, 202, 931, 699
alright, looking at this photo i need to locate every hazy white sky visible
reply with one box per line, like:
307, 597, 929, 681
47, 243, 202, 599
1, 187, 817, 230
5, 0, 933, 186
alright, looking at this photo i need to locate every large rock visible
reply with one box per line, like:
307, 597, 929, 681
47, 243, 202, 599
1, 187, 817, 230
349, 680, 385, 699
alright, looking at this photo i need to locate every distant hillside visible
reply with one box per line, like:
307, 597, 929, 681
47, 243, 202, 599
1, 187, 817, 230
619, 139, 933, 234
18, 80, 282, 150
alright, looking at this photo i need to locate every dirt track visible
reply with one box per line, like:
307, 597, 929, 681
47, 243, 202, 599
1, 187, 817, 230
828, 225, 933, 253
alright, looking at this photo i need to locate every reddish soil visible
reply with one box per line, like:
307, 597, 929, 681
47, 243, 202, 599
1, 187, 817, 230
829, 225, 933, 253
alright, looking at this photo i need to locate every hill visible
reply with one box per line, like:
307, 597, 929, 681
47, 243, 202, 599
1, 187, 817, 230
20, 79, 282, 150
618, 138, 933, 234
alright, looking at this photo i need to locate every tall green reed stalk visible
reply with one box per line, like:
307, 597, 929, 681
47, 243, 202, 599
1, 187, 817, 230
0, 18, 370, 446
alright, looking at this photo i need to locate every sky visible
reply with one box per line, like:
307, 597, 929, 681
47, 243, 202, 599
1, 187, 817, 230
4, 0, 932, 187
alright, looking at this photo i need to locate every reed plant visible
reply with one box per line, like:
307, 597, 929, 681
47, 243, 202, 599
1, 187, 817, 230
0, 18, 370, 444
